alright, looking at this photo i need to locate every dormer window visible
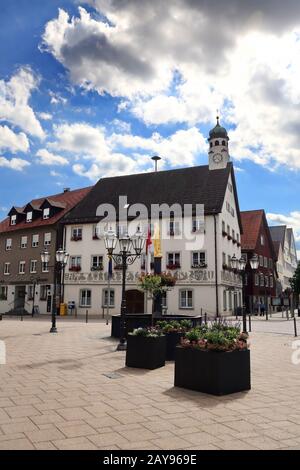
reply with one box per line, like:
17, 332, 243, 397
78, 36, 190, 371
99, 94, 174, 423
43, 208, 50, 220
11, 215, 17, 225
26, 212, 33, 223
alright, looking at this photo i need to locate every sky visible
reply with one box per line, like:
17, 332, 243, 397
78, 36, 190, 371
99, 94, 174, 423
0, 0, 300, 255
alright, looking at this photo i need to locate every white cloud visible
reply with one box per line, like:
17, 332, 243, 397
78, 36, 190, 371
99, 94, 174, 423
42, 3, 300, 171
0, 125, 29, 153
36, 149, 69, 166
0, 156, 30, 171
38, 112, 52, 120
48, 121, 205, 180
49, 91, 67, 105
0, 67, 44, 138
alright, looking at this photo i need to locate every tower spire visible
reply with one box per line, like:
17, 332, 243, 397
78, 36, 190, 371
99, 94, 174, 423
216, 109, 220, 125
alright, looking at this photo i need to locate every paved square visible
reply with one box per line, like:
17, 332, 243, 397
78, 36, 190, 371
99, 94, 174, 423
1, 317, 300, 450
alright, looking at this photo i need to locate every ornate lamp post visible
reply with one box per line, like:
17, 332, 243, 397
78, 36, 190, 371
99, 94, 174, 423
41, 247, 69, 333
104, 227, 145, 351
231, 253, 259, 333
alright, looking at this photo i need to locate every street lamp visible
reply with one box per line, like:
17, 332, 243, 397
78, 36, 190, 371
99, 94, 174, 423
104, 227, 146, 351
41, 247, 69, 333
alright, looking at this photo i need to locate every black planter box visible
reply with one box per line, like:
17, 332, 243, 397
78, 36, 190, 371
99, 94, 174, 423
126, 335, 166, 370
175, 347, 250, 395
165, 332, 184, 361
111, 314, 202, 338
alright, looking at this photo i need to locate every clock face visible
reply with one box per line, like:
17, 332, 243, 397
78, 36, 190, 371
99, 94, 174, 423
213, 153, 223, 163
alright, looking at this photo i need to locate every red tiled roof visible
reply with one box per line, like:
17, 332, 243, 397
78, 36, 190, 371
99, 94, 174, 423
241, 209, 264, 250
0, 187, 92, 234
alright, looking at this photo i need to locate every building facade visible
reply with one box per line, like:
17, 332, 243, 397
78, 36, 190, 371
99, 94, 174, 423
241, 210, 278, 313
62, 120, 244, 318
0, 188, 90, 315
270, 225, 298, 307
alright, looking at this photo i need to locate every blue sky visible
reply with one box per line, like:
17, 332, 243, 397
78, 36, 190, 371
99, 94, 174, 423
0, 0, 300, 252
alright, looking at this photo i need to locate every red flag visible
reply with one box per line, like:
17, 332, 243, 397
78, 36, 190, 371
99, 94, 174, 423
146, 225, 152, 254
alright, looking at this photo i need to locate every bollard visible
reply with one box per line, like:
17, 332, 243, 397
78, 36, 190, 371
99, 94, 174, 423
266, 310, 268, 321
287, 309, 289, 320
242, 309, 247, 334
248, 314, 252, 332
21, 314, 23, 322
294, 317, 298, 337
204, 312, 207, 325
86, 310, 88, 324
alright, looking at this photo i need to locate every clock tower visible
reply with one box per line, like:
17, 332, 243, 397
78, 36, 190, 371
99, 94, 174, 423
208, 116, 230, 170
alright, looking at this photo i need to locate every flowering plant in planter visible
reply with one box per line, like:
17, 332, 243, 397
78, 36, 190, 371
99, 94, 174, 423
156, 319, 192, 334
181, 321, 248, 352
166, 263, 181, 270
129, 327, 164, 338
126, 327, 166, 369
138, 273, 177, 295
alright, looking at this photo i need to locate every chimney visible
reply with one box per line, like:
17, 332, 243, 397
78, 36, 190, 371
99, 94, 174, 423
63, 188, 70, 193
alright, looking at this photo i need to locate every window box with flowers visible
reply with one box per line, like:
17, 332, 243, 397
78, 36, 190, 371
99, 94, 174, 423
232, 239, 237, 244
175, 322, 250, 395
71, 235, 82, 242
191, 263, 208, 269
166, 263, 181, 270
69, 266, 82, 272
222, 230, 227, 237
91, 265, 103, 271
237, 242, 241, 247
227, 234, 232, 240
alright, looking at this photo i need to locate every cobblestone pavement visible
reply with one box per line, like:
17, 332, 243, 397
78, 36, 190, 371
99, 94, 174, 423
1, 317, 300, 450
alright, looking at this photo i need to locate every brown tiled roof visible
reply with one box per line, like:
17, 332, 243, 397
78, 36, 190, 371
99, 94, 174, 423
241, 209, 277, 260
241, 210, 264, 250
0, 187, 92, 234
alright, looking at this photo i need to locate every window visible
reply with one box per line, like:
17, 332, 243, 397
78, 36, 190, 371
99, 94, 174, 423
264, 257, 268, 268
32, 234, 39, 248
191, 251, 206, 267
180, 289, 193, 309
236, 233, 240, 244
227, 254, 231, 266
80, 289, 91, 307
210, 142, 213, 148
71, 227, 82, 241
227, 224, 230, 236
30, 260, 37, 273
222, 220, 226, 233
11, 215, 16, 226
92, 224, 100, 240
28, 285, 34, 301
228, 291, 232, 310
259, 255, 264, 267
215, 140, 219, 146
4, 263, 10, 275
232, 229, 235, 241
102, 289, 115, 307
6, 238, 12, 251
255, 274, 259, 286
269, 259, 273, 269
167, 252, 180, 269
21, 236, 27, 249
161, 291, 167, 309
70, 256, 81, 271
44, 233, 51, 246
270, 276, 274, 288
43, 208, 50, 220
26, 211, 33, 223
40, 285, 50, 301
222, 140, 226, 146
19, 261, 26, 274
192, 218, 204, 233
223, 290, 227, 311
260, 235, 265, 246
168, 220, 180, 236
42, 261, 49, 273
0, 286, 8, 301
265, 276, 269, 287
222, 252, 226, 265
91, 255, 103, 271
244, 274, 248, 286
260, 274, 264, 287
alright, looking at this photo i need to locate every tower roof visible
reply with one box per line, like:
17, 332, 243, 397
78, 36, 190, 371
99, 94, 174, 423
209, 116, 228, 139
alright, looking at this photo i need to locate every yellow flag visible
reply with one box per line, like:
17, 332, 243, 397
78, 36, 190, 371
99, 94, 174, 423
153, 223, 162, 258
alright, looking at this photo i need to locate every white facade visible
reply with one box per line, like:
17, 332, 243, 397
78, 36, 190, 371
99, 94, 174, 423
63, 175, 242, 318
276, 228, 298, 292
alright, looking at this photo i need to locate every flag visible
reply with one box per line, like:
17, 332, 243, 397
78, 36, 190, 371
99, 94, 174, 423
153, 223, 162, 258
146, 225, 152, 274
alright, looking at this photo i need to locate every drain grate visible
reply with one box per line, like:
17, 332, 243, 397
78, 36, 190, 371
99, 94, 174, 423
102, 372, 123, 379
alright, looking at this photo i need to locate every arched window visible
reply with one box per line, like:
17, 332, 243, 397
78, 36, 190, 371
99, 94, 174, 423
222, 140, 226, 146
215, 140, 219, 146
210, 142, 213, 148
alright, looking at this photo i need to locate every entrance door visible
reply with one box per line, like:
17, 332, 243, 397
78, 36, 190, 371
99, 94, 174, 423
14, 286, 26, 311
125, 290, 145, 314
